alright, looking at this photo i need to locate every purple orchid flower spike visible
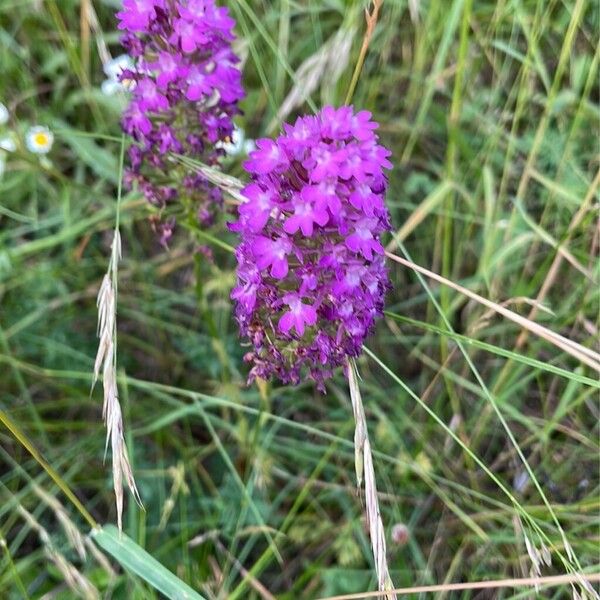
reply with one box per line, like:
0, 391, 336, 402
117, 0, 245, 235
231, 105, 392, 391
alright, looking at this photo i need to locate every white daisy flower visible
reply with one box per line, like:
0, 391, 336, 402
0, 135, 16, 152
243, 139, 257, 155
217, 126, 256, 157
25, 126, 54, 154
219, 127, 244, 155
0, 102, 9, 126
101, 54, 136, 95
120, 77, 137, 92
103, 54, 133, 79
101, 79, 122, 96
101, 75, 136, 96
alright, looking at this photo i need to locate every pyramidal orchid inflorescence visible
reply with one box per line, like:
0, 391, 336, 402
117, 0, 245, 241
231, 105, 392, 390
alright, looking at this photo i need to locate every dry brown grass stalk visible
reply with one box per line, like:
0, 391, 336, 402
348, 359, 396, 599
33, 484, 86, 560
268, 26, 354, 132
515, 169, 600, 350
345, 0, 385, 104
158, 462, 189, 530
18, 506, 100, 600
93, 230, 141, 531
317, 572, 600, 600
171, 154, 246, 203
385, 251, 600, 373
84, 0, 112, 67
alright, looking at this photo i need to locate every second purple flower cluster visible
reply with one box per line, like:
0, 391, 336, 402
231, 106, 392, 389
117, 0, 245, 239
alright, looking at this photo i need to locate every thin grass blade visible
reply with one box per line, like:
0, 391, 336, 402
92, 525, 206, 600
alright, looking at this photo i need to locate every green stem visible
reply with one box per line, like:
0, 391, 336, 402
0, 408, 97, 530
344, 2, 383, 105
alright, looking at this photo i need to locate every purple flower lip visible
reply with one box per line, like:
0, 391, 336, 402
244, 138, 289, 174
231, 105, 392, 390
117, 0, 245, 229
117, 0, 162, 33
283, 187, 329, 237
253, 235, 293, 280
279, 293, 318, 336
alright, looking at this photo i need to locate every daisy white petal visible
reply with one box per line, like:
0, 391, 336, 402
0, 102, 8, 126
0, 135, 16, 152
25, 126, 54, 154
103, 54, 134, 79
101, 79, 121, 96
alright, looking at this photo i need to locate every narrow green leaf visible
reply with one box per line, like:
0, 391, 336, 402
384, 311, 600, 389
56, 124, 119, 184
92, 525, 206, 600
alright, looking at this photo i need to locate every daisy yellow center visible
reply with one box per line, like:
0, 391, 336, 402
34, 132, 49, 146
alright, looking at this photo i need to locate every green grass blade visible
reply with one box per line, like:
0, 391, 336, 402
383, 311, 600, 389
0, 408, 97, 529
92, 524, 206, 600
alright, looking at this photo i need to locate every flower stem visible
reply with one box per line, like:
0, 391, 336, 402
0, 408, 97, 530
344, 1, 384, 105
348, 358, 396, 598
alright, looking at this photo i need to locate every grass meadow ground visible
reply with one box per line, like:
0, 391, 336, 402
0, 0, 599, 598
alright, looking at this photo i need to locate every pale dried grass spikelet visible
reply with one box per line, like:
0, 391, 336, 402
33, 484, 86, 560
408, 0, 421, 23
268, 26, 354, 132
516, 516, 551, 594
93, 230, 141, 531
171, 154, 246, 204
517, 517, 598, 599
18, 506, 99, 600
84, 0, 111, 67
83, 537, 117, 579
188, 529, 220, 548
158, 462, 189, 530
524, 532, 544, 590
44, 550, 100, 600
253, 450, 274, 491
348, 359, 396, 599
573, 574, 599, 600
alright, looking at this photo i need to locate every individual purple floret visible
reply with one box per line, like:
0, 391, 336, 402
231, 106, 392, 390
116, 0, 244, 231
